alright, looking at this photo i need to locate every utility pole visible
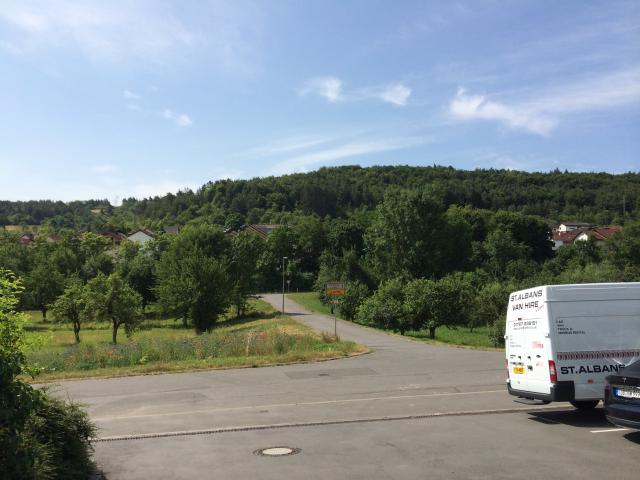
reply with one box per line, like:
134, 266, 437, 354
281, 256, 288, 314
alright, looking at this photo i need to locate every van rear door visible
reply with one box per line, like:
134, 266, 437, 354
506, 287, 551, 396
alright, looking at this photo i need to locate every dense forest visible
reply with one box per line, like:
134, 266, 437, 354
2, 166, 639, 230
1, 165, 639, 347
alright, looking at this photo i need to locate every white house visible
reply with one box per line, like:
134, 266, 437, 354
557, 222, 590, 233
127, 228, 155, 244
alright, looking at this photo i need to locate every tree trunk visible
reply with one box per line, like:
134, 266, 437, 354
112, 320, 119, 344
429, 326, 436, 339
73, 321, 81, 343
41, 307, 47, 321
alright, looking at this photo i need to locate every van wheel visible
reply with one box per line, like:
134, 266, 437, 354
570, 400, 599, 410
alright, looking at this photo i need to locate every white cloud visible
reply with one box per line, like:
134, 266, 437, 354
123, 89, 140, 100
450, 68, 640, 135
244, 136, 336, 157
378, 84, 412, 106
0, 1, 206, 64
267, 135, 429, 176
301, 77, 412, 106
450, 87, 556, 135
161, 108, 193, 127
300, 76, 343, 103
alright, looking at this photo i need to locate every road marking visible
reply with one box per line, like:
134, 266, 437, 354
590, 428, 630, 434
92, 404, 563, 442
92, 389, 505, 421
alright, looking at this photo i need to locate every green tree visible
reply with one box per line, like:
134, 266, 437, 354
482, 229, 529, 279
0, 269, 40, 476
356, 278, 406, 333
50, 278, 86, 343
364, 188, 469, 280
257, 225, 298, 291
79, 232, 114, 281
85, 273, 143, 344
229, 232, 264, 317
117, 242, 157, 308
25, 260, 64, 320
337, 281, 370, 321
403, 274, 471, 339
609, 221, 640, 276
156, 225, 231, 332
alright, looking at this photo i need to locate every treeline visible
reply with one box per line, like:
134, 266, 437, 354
310, 188, 640, 344
0, 227, 283, 343
2, 166, 639, 230
3, 186, 639, 346
0, 199, 111, 229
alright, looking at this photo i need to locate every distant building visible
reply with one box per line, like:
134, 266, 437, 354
552, 224, 622, 249
163, 225, 180, 235
128, 228, 156, 244
557, 222, 591, 233
99, 231, 127, 245
19, 233, 35, 245
574, 226, 623, 246
225, 224, 279, 239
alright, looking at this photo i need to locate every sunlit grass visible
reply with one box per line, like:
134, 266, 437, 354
23, 299, 366, 381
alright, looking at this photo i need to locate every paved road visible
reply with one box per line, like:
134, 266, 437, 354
53, 294, 639, 479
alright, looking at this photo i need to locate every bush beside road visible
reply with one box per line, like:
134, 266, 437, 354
288, 292, 498, 349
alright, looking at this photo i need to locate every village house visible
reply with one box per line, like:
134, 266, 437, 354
127, 228, 156, 244
99, 231, 127, 245
552, 224, 622, 249
556, 222, 591, 233
224, 224, 279, 239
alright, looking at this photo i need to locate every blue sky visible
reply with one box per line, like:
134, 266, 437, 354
0, 0, 638, 202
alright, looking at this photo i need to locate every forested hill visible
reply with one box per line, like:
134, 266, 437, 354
2, 166, 639, 229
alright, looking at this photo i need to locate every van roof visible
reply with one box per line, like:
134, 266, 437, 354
542, 283, 640, 302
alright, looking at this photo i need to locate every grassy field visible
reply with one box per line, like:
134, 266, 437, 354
287, 292, 334, 316
23, 299, 366, 382
287, 292, 498, 349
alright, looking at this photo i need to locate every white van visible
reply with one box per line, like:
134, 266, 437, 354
505, 283, 640, 409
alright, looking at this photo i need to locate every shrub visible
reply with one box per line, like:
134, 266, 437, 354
356, 278, 405, 332
1, 269, 96, 479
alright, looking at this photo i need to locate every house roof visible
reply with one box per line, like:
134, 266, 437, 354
552, 228, 587, 242
99, 231, 127, 242
579, 226, 623, 241
163, 225, 180, 235
559, 222, 591, 228
19, 233, 35, 245
225, 224, 280, 238
128, 228, 155, 238
555, 225, 623, 243
246, 224, 279, 237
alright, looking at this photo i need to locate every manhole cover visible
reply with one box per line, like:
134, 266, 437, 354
254, 447, 301, 457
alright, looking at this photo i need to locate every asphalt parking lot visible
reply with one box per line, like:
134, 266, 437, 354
54, 295, 638, 479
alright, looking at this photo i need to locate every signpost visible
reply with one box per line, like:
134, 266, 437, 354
325, 282, 345, 337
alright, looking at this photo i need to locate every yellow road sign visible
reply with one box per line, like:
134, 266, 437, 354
326, 282, 345, 296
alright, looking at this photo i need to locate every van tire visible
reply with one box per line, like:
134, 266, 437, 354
570, 400, 599, 410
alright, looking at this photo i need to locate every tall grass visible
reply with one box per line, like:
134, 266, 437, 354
29, 327, 358, 374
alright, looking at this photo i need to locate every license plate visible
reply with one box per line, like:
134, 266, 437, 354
615, 387, 640, 399
512, 366, 525, 374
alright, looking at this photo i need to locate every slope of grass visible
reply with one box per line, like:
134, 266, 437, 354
287, 292, 334, 316
24, 299, 366, 381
